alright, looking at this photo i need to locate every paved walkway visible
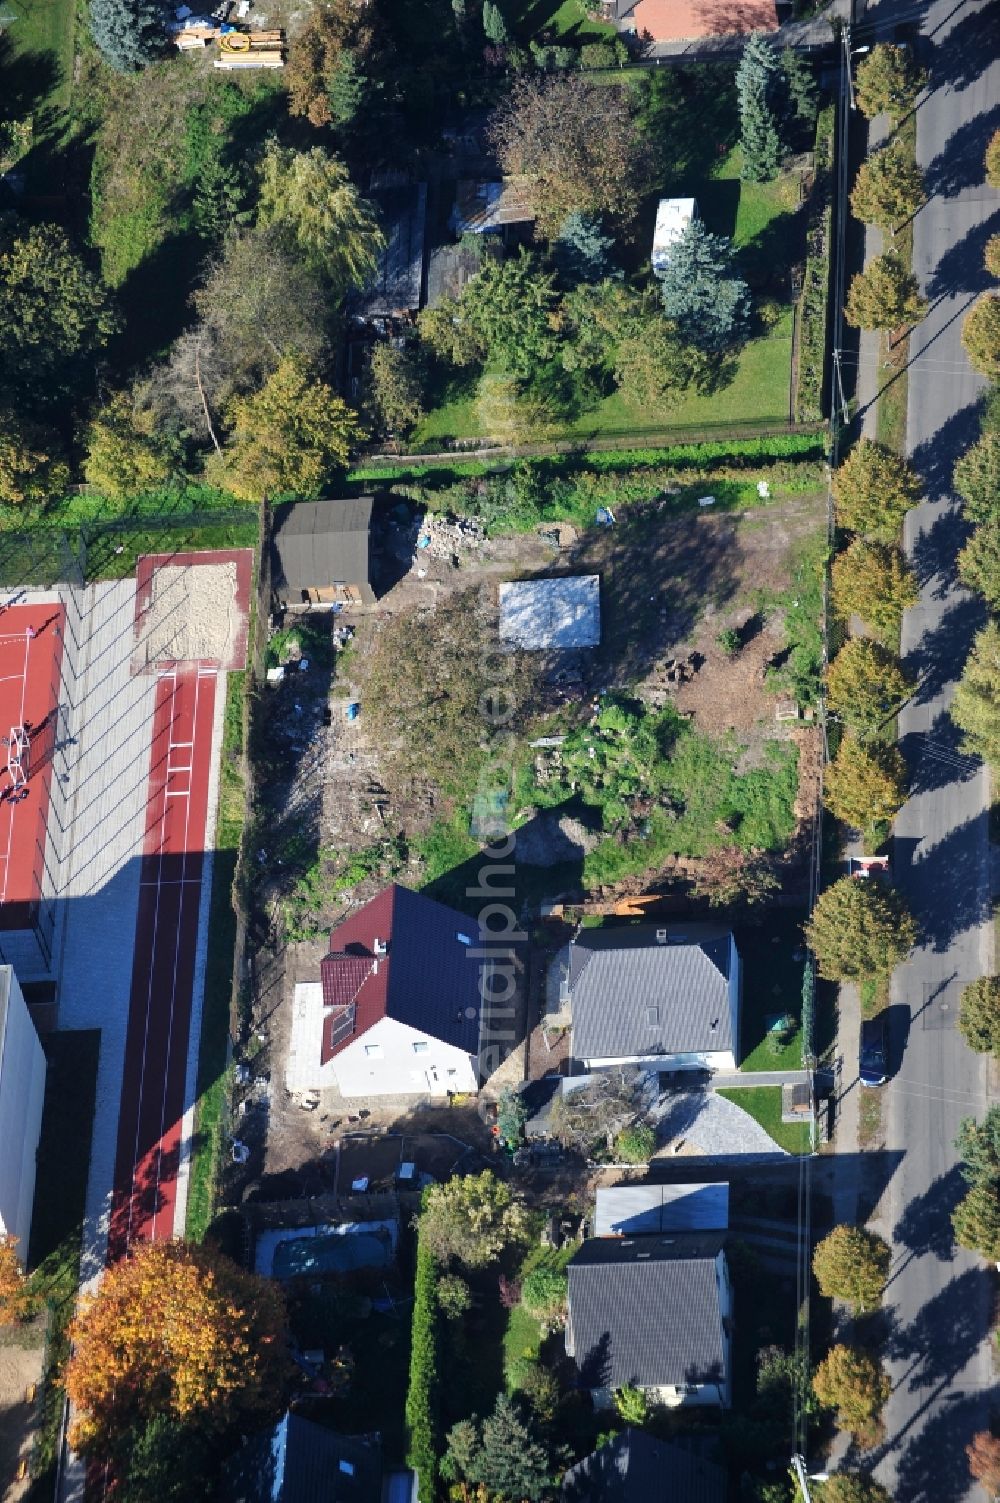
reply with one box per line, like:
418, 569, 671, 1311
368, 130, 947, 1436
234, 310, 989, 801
53, 581, 161, 1288
709, 1069, 809, 1088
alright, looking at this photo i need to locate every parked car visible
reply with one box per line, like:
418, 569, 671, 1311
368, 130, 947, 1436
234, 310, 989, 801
849, 855, 891, 881
859, 1015, 888, 1087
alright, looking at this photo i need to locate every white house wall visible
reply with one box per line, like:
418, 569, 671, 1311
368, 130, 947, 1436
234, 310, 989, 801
0, 970, 46, 1251
332, 1015, 478, 1098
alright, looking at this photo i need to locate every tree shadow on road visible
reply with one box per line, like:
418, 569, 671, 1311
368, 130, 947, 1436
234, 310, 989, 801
927, 206, 1000, 302
904, 592, 987, 707
901, 711, 981, 797
909, 401, 985, 502
924, 104, 1000, 200
909, 505, 971, 596
894, 1386, 996, 1503
925, 2, 1000, 91
892, 1163, 965, 1265
898, 811, 992, 954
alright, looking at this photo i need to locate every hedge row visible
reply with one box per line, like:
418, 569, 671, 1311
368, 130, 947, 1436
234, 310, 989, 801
405, 1232, 441, 1501
796, 105, 835, 425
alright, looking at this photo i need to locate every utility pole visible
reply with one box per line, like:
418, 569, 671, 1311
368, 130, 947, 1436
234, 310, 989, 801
831, 348, 850, 426
791, 1455, 813, 1503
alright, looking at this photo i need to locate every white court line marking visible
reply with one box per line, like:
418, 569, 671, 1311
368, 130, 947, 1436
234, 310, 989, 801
151, 670, 207, 1236
124, 670, 176, 1252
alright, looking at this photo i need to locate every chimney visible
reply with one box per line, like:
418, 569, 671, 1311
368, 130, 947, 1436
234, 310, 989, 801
655, 929, 668, 944
373, 937, 388, 957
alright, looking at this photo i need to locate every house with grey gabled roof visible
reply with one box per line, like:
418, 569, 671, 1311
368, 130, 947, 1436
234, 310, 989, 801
222, 1413, 383, 1503
565, 1233, 732, 1410
561, 923, 741, 1074
562, 1428, 726, 1503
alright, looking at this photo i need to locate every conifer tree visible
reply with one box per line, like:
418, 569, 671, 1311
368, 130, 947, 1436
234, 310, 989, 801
90, 0, 164, 70
736, 31, 785, 182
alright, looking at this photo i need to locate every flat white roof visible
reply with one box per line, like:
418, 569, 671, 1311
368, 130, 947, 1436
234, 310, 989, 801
594, 1182, 729, 1237
652, 197, 698, 269
499, 576, 601, 650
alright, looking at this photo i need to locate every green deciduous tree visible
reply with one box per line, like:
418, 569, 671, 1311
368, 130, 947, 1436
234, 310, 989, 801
257, 144, 384, 296
986, 129, 1000, 190
952, 622, 1000, 765
985, 234, 1000, 280
823, 736, 908, 834
214, 356, 362, 502
366, 343, 425, 436
90, 0, 164, 70
736, 31, 786, 182
805, 877, 917, 982
958, 977, 1000, 1056
958, 517, 1000, 609
0, 415, 68, 507
657, 219, 751, 354
825, 639, 914, 737
488, 74, 650, 237
962, 293, 1000, 379
812, 1344, 890, 1439
954, 432, 1000, 522
854, 43, 927, 121
830, 539, 918, 638
953, 1183, 1000, 1260
420, 1171, 529, 1269
815, 1473, 891, 1503
850, 141, 926, 233
561, 279, 704, 407
0, 225, 117, 409
420, 251, 559, 384
845, 250, 927, 336
812, 1225, 891, 1311
833, 438, 922, 536
474, 372, 558, 445
84, 391, 176, 500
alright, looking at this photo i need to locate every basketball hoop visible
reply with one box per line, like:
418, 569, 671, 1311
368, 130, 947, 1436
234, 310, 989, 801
2, 724, 30, 797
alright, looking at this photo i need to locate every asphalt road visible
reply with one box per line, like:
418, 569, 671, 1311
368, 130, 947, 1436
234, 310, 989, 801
875, 3, 1000, 1497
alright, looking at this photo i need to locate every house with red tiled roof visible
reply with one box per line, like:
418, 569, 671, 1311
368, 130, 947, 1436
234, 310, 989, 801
285, 885, 491, 1099
608, 0, 778, 43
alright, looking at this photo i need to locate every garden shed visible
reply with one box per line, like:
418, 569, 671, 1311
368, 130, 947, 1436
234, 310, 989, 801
270, 498, 376, 609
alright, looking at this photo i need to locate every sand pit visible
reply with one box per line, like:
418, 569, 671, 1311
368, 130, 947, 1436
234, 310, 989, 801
134, 561, 240, 671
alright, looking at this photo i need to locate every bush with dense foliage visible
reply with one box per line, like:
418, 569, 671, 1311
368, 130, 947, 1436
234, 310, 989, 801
823, 736, 908, 835
825, 638, 914, 737
812, 1225, 891, 1311
85, 391, 176, 500
830, 538, 918, 638
805, 876, 917, 981
419, 1171, 529, 1269
958, 977, 1000, 1056
614, 1122, 657, 1163
850, 141, 926, 232
845, 250, 927, 334
815, 1474, 891, 1503
812, 1344, 890, 1441
0, 1236, 31, 1325
833, 438, 921, 536
488, 74, 650, 238
520, 1268, 568, 1332
952, 622, 1000, 765
854, 44, 926, 121
404, 1233, 440, 1503
0, 415, 68, 508
956, 1108, 1000, 1189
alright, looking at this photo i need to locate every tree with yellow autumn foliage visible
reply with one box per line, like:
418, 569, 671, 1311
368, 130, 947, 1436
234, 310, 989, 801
66, 1240, 288, 1462
0, 1236, 32, 1325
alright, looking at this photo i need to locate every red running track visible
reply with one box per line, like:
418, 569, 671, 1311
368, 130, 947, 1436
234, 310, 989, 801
108, 667, 217, 1260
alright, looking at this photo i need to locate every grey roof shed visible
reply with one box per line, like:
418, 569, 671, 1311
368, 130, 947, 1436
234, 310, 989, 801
593, 1182, 729, 1238
567, 923, 737, 1062
562, 1429, 726, 1503
271, 498, 375, 605
566, 1234, 728, 1393
222, 1413, 382, 1503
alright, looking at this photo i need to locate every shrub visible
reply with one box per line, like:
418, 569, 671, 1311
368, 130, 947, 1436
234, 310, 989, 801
520, 1268, 568, 1332
580, 41, 617, 69
614, 1123, 657, 1163
717, 626, 742, 657
404, 1234, 440, 1502
437, 1274, 472, 1320
796, 107, 834, 423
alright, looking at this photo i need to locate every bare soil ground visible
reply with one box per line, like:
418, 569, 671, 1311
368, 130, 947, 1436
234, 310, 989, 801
0, 1325, 45, 1501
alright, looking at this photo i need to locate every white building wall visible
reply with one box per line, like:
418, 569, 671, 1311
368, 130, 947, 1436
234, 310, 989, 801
332, 1015, 478, 1099
583, 1047, 737, 1074
0, 967, 47, 1253
728, 935, 742, 1066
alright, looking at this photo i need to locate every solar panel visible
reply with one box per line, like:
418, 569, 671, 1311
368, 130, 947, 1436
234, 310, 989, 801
327, 1003, 357, 1049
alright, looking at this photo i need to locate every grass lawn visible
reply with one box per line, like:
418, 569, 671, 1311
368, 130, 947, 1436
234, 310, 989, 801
717, 1086, 811, 1155
736, 910, 810, 1072
412, 310, 794, 449
511, 0, 616, 40
2, 0, 77, 117
26, 1031, 101, 1503
502, 1242, 579, 1385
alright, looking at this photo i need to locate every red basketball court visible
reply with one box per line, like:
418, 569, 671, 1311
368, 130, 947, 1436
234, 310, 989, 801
0, 605, 64, 934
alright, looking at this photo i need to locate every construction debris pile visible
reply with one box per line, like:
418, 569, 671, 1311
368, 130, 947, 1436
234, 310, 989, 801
415, 515, 486, 562
169, 8, 286, 67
